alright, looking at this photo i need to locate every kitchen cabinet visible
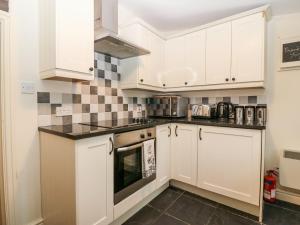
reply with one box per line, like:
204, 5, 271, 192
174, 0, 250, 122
163, 31, 206, 88
156, 124, 171, 188
40, 133, 114, 225
120, 23, 164, 89
40, 0, 94, 81
231, 13, 265, 83
206, 12, 265, 85
171, 124, 198, 186
205, 22, 232, 85
197, 126, 261, 205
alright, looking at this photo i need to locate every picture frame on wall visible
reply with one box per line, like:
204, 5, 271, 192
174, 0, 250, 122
279, 36, 300, 71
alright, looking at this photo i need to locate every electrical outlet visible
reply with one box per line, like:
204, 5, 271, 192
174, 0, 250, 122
21, 82, 35, 94
56, 105, 72, 117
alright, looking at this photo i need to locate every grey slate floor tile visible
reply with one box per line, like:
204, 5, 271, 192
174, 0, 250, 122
123, 205, 161, 225
148, 188, 182, 212
123, 186, 300, 225
167, 195, 216, 225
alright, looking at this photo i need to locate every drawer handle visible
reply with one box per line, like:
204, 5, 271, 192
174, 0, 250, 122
175, 125, 178, 137
109, 137, 114, 155
199, 128, 202, 141
168, 126, 171, 137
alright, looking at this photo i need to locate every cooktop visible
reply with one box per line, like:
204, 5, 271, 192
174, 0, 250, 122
80, 118, 154, 129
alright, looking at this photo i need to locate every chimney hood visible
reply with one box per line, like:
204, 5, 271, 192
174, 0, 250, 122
94, 0, 150, 59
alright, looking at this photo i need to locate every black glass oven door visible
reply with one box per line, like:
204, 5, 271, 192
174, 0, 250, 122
114, 143, 143, 194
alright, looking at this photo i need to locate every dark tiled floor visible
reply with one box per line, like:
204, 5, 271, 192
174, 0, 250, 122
123, 187, 300, 225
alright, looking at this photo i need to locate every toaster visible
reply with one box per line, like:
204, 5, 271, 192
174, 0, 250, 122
192, 104, 217, 119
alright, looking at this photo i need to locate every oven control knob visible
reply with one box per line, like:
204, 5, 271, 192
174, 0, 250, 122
140, 134, 145, 139
147, 132, 152, 137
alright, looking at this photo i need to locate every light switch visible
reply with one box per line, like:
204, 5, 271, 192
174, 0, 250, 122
21, 82, 35, 94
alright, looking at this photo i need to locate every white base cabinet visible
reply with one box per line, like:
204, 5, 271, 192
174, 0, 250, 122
197, 126, 262, 205
156, 124, 172, 188
171, 124, 198, 186
40, 133, 114, 225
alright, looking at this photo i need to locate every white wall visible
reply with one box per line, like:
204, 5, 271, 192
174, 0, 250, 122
8, 1, 300, 224
265, 13, 300, 174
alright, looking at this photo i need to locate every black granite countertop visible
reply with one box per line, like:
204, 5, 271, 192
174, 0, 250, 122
38, 118, 266, 140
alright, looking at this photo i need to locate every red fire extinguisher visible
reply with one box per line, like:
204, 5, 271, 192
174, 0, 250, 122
264, 170, 277, 203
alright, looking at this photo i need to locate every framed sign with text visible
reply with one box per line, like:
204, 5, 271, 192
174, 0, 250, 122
280, 36, 300, 70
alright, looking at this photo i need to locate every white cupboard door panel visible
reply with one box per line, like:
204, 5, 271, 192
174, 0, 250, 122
185, 30, 206, 86
164, 37, 191, 88
197, 127, 261, 205
171, 124, 198, 185
56, 0, 94, 75
156, 124, 171, 188
76, 136, 113, 225
231, 13, 265, 83
206, 22, 231, 85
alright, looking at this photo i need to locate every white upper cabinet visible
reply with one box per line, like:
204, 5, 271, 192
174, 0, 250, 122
171, 124, 198, 186
197, 126, 262, 205
185, 30, 206, 86
206, 22, 232, 85
156, 124, 171, 188
163, 36, 188, 88
163, 30, 206, 88
231, 13, 265, 83
120, 23, 164, 89
40, 0, 94, 81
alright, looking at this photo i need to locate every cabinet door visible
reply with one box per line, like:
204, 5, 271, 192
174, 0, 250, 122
163, 37, 190, 88
231, 13, 265, 83
171, 124, 198, 185
197, 126, 261, 205
156, 124, 171, 188
147, 34, 165, 87
76, 135, 113, 225
206, 22, 232, 85
185, 30, 206, 86
56, 0, 94, 76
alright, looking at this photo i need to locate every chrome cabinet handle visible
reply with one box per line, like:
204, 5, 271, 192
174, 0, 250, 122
168, 126, 171, 137
109, 137, 114, 155
175, 125, 178, 137
199, 128, 202, 141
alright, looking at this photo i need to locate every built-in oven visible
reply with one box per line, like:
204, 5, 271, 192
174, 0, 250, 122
113, 127, 156, 204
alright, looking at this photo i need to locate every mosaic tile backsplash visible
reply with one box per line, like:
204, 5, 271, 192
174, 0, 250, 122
37, 53, 146, 126
37, 53, 267, 126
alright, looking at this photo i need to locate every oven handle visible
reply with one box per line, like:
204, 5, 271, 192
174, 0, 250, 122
117, 143, 144, 153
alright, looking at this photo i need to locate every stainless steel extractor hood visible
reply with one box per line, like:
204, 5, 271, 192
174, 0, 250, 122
94, 0, 150, 59
94, 35, 150, 59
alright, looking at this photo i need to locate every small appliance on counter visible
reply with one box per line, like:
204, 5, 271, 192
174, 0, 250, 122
245, 106, 256, 124
216, 102, 234, 120
235, 106, 244, 124
256, 105, 267, 124
191, 104, 217, 119
146, 95, 189, 118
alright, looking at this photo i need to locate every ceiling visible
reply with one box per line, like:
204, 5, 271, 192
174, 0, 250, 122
119, 0, 300, 34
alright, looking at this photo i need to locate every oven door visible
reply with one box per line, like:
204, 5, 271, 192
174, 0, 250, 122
114, 142, 156, 204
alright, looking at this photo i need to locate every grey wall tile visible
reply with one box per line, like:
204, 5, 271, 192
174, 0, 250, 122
37, 92, 50, 103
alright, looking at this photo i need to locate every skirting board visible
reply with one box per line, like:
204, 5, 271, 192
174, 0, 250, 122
277, 189, 300, 206
170, 180, 261, 220
111, 182, 169, 225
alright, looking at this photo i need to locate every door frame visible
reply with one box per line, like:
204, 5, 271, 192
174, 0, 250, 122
0, 10, 16, 225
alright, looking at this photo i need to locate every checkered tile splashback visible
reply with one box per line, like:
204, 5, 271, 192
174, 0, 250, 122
37, 53, 146, 126
37, 53, 267, 126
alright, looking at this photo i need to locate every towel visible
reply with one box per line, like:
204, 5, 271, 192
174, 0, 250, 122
142, 139, 156, 178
